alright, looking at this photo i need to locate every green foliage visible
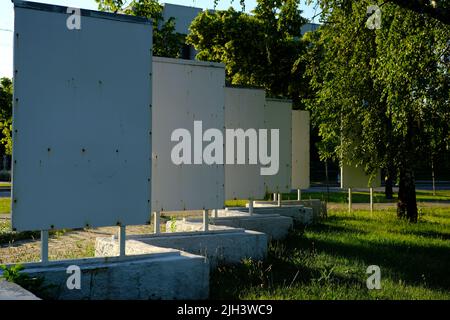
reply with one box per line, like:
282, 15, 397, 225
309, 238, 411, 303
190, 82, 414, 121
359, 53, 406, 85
169, 216, 177, 232
0, 77, 12, 156
187, 0, 308, 106
0, 120, 12, 156
95, 0, 185, 58
0, 264, 46, 295
304, 1, 450, 220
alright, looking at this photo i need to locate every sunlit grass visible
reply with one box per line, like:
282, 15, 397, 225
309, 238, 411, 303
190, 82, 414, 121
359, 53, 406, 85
210, 208, 450, 300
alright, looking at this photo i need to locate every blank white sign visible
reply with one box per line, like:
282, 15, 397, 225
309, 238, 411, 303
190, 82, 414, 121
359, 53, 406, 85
224, 87, 266, 200
263, 99, 292, 194
292, 110, 310, 189
340, 164, 381, 188
152, 57, 225, 212
12, 3, 152, 231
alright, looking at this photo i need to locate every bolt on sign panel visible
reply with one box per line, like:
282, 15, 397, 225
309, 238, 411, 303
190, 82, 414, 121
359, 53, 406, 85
292, 110, 310, 189
224, 87, 266, 200
12, 2, 152, 231
263, 99, 292, 194
152, 57, 225, 212
340, 164, 382, 188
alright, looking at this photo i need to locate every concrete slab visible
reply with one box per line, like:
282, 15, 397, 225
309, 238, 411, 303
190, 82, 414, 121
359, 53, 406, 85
0, 279, 41, 300
221, 206, 315, 225
249, 199, 327, 222
169, 214, 293, 240
96, 229, 268, 268
4, 253, 209, 300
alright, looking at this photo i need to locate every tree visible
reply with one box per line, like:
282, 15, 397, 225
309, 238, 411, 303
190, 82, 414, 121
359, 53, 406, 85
384, 0, 450, 25
96, 0, 185, 57
0, 77, 13, 156
305, 1, 450, 222
187, 0, 308, 107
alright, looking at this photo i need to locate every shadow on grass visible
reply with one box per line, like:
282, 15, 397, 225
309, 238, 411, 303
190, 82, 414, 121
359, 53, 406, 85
211, 219, 450, 299
294, 226, 450, 291
210, 242, 366, 299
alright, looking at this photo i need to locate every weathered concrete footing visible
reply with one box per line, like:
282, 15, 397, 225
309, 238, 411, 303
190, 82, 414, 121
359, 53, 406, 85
223, 205, 316, 225
0, 279, 40, 300
169, 214, 293, 240
96, 229, 268, 269
251, 199, 327, 221
6, 253, 209, 300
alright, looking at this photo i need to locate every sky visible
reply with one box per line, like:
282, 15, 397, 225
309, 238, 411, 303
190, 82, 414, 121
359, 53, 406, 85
0, 0, 319, 78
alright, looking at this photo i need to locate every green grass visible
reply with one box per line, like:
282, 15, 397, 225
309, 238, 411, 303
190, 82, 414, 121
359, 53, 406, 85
0, 198, 10, 214
210, 208, 450, 299
0, 219, 39, 244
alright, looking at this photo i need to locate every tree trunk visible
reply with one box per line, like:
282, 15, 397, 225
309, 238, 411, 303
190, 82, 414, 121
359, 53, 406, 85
397, 167, 418, 222
384, 167, 394, 200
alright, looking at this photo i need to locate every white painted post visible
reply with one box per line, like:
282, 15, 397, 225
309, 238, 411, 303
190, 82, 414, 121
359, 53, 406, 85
118, 225, 126, 257
297, 189, 301, 201
40, 230, 49, 264
154, 211, 160, 234
278, 193, 281, 207
370, 187, 374, 213
203, 209, 209, 232
248, 199, 254, 215
348, 187, 352, 212
214, 209, 218, 218
273, 193, 277, 202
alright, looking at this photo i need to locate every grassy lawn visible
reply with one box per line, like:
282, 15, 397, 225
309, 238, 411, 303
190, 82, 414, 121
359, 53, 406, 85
0, 198, 10, 214
210, 208, 450, 299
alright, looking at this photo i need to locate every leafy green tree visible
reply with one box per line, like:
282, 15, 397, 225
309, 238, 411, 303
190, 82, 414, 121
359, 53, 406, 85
305, 0, 450, 222
0, 77, 13, 156
96, 0, 185, 57
187, 0, 308, 107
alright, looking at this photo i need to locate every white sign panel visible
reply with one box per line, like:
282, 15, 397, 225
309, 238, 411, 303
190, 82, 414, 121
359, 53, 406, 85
340, 164, 381, 188
264, 99, 292, 194
12, 2, 152, 231
292, 110, 310, 189
152, 57, 225, 212
224, 87, 266, 200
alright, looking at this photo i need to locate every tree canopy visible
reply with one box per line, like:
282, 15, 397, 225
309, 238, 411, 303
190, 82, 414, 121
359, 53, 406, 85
96, 0, 185, 57
305, 0, 450, 221
187, 0, 308, 107
0, 77, 13, 156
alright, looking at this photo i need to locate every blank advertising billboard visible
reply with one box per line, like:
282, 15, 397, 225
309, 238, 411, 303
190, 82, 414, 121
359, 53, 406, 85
292, 110, 310, 189
224, 87, 266, 200
340, 164, 382, 188
263, 99, 292, 194
12, 2, 152, 231
152, 57, 225, 212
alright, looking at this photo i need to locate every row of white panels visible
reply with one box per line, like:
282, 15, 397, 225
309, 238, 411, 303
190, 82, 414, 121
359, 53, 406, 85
11, 4, 309, 231
152, 58, 310, 212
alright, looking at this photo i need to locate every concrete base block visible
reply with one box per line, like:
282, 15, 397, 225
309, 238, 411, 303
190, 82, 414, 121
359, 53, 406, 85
8, 253, 209, 300
169, 214, 293, 240
250, 199, 326, 222
0, 279, 40, 300
222, 206, 315, 225
97, 230, 268, 269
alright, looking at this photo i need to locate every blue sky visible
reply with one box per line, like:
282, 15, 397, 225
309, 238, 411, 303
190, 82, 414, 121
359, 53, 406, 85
0, 0, 319, 78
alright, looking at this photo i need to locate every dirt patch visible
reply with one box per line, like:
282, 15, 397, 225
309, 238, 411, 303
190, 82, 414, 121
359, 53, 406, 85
0, 225, 154, 264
